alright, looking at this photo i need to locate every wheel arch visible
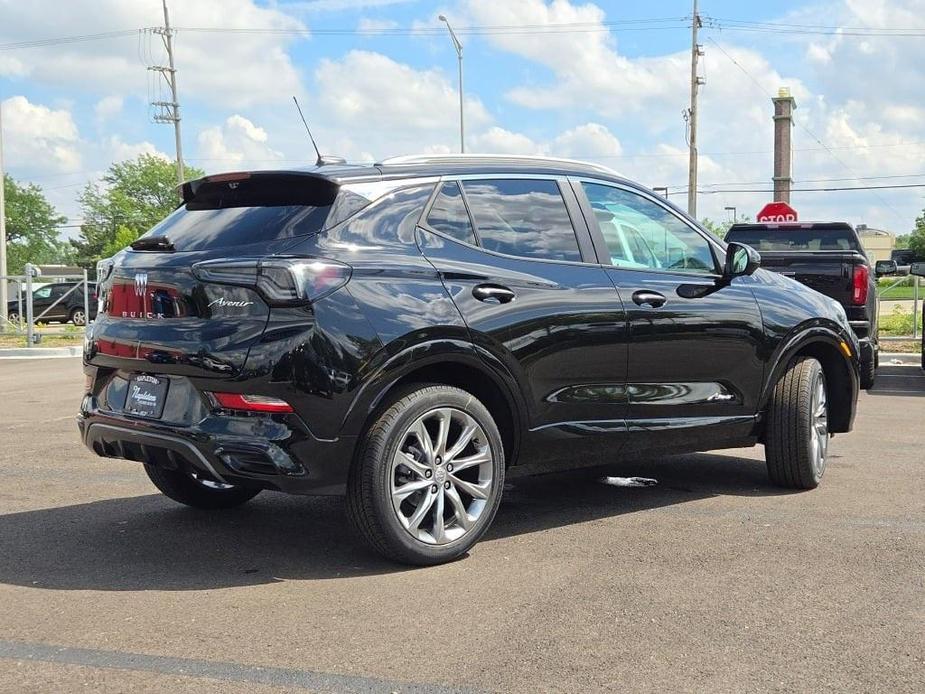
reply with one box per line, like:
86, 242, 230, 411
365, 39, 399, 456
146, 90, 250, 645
341, 339, 527, 466
759, 328, 858, 435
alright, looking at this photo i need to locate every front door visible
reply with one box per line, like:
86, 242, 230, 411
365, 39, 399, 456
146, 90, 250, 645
576, 180, 765, 453
417, 177, 629, 466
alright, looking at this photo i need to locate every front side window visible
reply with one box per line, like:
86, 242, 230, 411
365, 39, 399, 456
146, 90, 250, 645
33, 286, 52, 300
426, 181, 477, 244
582, 182, 717, 274
462, 179, 582, 262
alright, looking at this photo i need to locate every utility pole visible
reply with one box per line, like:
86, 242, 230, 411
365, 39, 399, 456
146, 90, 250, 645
686, 0, 704, 218
0, 99, 7, 324
439, 15, 465, 153
150, 0, 184, 195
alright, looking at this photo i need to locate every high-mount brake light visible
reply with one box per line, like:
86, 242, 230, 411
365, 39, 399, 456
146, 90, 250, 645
210, 392, 294, 413
851, 264, 869, 305
191, 257, 351, 306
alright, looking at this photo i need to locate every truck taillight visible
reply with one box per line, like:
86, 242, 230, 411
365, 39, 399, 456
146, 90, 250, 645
852, 264, 869, 305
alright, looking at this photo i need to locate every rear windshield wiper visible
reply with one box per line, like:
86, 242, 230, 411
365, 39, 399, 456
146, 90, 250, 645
131, 235, 175, 252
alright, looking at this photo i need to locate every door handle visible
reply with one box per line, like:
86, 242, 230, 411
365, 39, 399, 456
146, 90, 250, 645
472, 284, 516, 304
632, 290, 667, 308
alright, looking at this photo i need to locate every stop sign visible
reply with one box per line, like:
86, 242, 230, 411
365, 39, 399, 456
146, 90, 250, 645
757, 201, 798, 222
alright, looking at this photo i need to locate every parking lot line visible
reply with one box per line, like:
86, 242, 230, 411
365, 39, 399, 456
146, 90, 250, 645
0, 640, 480, 694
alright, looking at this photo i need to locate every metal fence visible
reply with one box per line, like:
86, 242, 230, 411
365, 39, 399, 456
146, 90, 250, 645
1, 265, 93, 348
877, 274, 921, 341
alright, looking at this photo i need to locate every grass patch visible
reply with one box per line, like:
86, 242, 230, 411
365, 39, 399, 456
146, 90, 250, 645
0, 332, 84, 348
878, 305, 923, 337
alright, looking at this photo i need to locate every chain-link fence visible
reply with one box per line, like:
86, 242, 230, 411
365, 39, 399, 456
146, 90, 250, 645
1, 265, 94, 347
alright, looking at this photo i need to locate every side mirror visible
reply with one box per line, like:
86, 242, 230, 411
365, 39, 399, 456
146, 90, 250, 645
875, 259, 898, 277
911, 262, 925, 278
724, 242, 761, 278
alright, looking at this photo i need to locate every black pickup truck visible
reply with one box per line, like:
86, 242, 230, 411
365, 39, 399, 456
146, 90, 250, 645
726, 222, 882, 389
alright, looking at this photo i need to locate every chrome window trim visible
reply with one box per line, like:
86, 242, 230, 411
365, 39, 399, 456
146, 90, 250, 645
417, 174, 601, 268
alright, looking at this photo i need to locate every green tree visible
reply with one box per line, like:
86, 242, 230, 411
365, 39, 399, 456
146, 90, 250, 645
909, 213, 925, 259
71, 154, 204, 265
700, 215, 750, 240
3, 174, 71, 274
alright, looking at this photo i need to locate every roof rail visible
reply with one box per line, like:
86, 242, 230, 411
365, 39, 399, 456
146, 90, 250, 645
376, 153, 622, 177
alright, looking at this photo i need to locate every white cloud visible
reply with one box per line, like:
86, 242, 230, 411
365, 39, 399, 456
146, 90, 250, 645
94, 96, 124, 122
1, 96, 81, 173
357, 17, 399, 33
470, 127, 541, 154
313, 50, 492, 158
104, 136, 167, 162
551, 123, 623, 159
196, 115, 285, 170
0, 0, 307, 108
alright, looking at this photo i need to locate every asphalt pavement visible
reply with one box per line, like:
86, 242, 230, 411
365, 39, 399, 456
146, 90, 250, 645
0, 358, 922, 693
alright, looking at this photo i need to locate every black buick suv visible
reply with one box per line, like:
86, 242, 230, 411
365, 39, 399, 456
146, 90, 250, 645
79, 155, 859, 565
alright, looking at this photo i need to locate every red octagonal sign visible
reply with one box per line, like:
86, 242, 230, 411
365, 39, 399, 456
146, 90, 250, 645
757, 201, 798, 223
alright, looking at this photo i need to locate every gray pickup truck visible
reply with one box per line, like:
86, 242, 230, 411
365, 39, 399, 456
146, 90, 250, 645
726, 221, 885, 389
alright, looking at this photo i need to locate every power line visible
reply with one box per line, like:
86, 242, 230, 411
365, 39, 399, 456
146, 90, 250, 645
0, 30, 139, 51
667, 182, 925, 195
706, 37, 908, 224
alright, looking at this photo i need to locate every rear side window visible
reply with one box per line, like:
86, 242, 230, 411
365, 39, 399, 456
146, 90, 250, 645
725, 225, 862, 252
325, 184, 435, 248
462, 179, 582, 262
139, 174, 340, 251
426, 182, 477, 244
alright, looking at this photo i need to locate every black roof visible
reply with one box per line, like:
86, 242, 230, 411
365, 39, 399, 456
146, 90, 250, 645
192, 154, 633, 187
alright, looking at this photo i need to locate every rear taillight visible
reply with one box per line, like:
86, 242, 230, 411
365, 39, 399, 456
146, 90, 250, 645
210, 392, 294, 413
852, 264, 869, 305
192, 257, 351, 306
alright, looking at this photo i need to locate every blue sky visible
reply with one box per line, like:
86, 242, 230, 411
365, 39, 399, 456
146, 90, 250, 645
2, 0, 924, 236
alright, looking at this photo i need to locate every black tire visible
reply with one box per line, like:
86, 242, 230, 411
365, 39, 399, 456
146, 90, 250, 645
347, 384, 505, 566
859, 351, 876, 390
68, 307, 87, 326
765, 357, 829, 490
144, 464, 260, 509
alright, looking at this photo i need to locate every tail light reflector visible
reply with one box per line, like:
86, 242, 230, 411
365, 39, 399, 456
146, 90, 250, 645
192, 257, 351, 306
211, 392, 294, 413
852, 264, 869, 305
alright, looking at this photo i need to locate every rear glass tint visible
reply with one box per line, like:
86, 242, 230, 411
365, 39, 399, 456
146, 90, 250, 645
426, 181, 477, 244
138, 174, 339, 251
725, 225, 862, 252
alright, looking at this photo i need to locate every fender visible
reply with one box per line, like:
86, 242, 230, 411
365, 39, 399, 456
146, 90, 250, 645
758, 321, 859, 414
338, 336, 529, 441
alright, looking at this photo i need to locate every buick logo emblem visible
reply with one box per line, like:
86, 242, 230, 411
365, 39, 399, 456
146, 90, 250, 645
134, 273, 148, 297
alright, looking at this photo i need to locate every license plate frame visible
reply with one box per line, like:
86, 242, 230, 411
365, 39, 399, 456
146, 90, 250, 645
126, 374, 169, 419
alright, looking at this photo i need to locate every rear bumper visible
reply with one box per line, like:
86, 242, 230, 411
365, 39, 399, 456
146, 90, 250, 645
77, 398, 356, 496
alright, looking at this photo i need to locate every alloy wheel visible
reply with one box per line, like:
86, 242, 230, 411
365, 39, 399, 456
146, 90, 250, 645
390, 407, 495, 545
810, 372, 828, 474
71, 310, 86, 326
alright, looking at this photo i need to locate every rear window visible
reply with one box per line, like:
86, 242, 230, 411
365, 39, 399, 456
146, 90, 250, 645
726, 225, 862, 252
139, 174, 341, 251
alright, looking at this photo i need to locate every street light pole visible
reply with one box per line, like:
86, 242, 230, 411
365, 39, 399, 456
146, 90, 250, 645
0, 98, 7, 325
439, 15, 465, 153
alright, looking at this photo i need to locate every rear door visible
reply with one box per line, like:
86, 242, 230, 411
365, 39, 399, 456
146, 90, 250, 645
575, 180, 765, 452
417, 176, 629, 464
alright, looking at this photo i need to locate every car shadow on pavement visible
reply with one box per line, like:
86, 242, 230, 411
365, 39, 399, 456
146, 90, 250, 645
0, 452, 783, 591
865, 364, 925, 398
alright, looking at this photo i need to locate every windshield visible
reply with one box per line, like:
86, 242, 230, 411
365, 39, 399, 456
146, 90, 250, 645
726, 225, 862, 252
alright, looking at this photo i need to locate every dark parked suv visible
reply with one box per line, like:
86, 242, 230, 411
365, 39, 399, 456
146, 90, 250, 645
79, 155, 859, 564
